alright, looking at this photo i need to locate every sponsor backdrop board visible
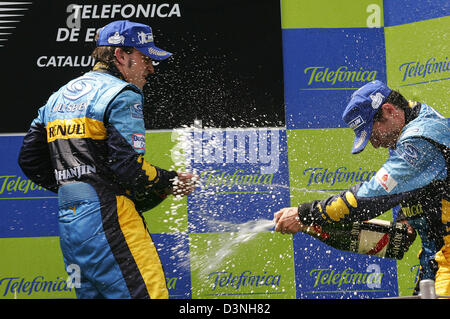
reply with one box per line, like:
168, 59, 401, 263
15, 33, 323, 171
282, 27, 387, 129
384, 16, 450, 115
1, 0, 448, 299
281, 0, 448, 298
287, 128, 412, 298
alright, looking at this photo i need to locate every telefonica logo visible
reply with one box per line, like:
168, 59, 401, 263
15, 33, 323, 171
200, 169, 274, 190
208, 270, 281, 291
310, 265, 383, 289
0, 175, 47, 195
0, 276, 73, 297
399, 57, 450, 82
304, 66, 378, 86
303, 167, 376, 187
68, 3, 181, 21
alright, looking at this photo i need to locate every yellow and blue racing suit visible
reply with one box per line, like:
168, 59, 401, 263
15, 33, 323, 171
18, 64, 177, 299
298, 102, 449, 295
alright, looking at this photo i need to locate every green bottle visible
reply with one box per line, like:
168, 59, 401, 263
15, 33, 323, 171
302, 219, 410, 260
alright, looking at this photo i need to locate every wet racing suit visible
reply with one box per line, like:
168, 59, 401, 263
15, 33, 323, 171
297, 102, 449, 295
18, 63, 177, 299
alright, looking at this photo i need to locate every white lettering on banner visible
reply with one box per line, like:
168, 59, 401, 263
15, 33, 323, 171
171, 125, 280, 174
55, 27, 104, 42
37, 56, 96, 68
366, 4, 381, 28
34, 3, 182, 68
366, 264, 382, 289
68, 3, 181, 21
66, 264, 81, 289
53, 4, 181, 46
66, 4, 81, 29
56, 27, 101, 42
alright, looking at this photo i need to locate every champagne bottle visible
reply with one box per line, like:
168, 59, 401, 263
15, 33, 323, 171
302, 219, 409, 260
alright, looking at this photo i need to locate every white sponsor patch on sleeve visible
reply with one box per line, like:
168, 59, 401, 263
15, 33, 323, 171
132, 133, 146, 150
375, 167, 398, 193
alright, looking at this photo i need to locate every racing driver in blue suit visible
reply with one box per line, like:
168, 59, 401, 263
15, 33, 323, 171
274, 80, 449, 297
18, 20, 197, 299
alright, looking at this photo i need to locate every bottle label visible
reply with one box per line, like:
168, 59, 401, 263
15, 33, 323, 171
357, 229, 390, 257
355, 220, 407, 259
312, 219, 407, 259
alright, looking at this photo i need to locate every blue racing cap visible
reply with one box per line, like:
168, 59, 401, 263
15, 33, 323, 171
97, 20, 172, 61
342, 80, 392, 154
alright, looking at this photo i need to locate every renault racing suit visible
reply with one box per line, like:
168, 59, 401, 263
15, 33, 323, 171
18, 63, 177, 299
297, 102, 449, 295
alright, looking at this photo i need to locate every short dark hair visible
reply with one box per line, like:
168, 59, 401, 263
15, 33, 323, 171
385, 90, 409, 111
373, 89, 409, 122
